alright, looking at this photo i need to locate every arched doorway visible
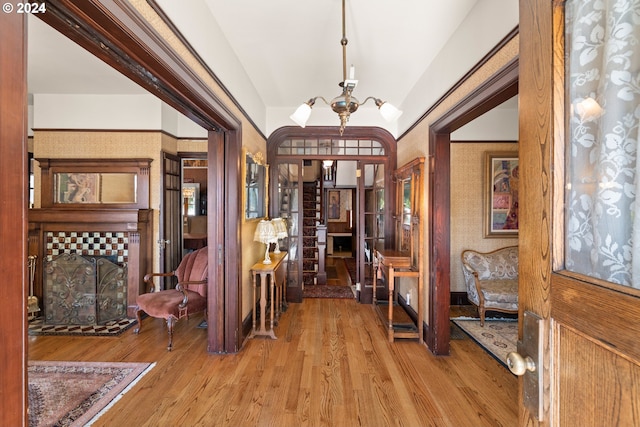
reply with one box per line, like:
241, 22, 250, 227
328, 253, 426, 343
267, 126, 397, 304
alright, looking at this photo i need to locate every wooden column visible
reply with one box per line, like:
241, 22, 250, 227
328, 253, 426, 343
0, 10, 28, 426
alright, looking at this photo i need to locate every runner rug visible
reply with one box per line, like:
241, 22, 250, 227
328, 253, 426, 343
28, 360, 155, 427
451, 319, 517, 370
303, 284, 355, 299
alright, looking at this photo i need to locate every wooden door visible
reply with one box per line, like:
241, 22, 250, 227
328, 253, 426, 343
519, 0, 640, 425
358, 162, 388, 304
161, 151, 182, 289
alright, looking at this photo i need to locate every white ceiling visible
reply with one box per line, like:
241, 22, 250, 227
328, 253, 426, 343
27, 1, 518, 137
199, 0, 477, 107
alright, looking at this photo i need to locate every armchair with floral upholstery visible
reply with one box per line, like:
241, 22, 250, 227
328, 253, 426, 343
134, 246, 208, 350
460, 246, 518, 326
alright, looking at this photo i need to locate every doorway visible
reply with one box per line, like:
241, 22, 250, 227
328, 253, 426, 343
426, 59, 519, 355
267, 126, 397, 303
181, 157, 208, 254
31, 2, 244, 355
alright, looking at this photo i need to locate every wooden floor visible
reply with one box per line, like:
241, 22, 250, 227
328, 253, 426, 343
326, 256, 353, 286
29, 299, 517, 427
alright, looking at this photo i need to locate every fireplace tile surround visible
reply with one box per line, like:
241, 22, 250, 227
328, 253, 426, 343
45, 231, 129, 263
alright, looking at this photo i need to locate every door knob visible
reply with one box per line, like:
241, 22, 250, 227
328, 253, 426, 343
506, 351, 536, 376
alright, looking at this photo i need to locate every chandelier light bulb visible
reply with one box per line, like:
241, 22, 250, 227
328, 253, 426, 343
289, 102, 312, 127
379, 101, 403, 122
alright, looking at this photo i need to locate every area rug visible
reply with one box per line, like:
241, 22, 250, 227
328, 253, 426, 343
303, 284, 355, 299
28, 360, 155, 427
451, 319, 517, 369
28, 318, 137, 336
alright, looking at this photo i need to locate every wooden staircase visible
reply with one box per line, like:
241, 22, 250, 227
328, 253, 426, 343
302, 181, 321, 286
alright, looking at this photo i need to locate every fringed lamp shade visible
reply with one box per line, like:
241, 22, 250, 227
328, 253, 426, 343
270, 217, 288, 253
254, 219, 276, 264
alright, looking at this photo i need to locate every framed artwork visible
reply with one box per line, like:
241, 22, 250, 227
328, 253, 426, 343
328, 190, 341, 220
56, 173, 99, 204
484, 152, 519, 237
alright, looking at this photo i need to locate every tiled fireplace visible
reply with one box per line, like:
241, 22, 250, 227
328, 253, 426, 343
29, 158, 154, 320
29, 209, 153, 319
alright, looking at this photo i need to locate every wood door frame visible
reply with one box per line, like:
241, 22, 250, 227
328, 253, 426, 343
0, 11, 28, 427
424, 58, 519, 355
34, 0, 244, 355
160, 151, 182, 289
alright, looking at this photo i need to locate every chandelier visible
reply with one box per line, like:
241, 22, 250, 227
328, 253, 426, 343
289, 0, 402, 135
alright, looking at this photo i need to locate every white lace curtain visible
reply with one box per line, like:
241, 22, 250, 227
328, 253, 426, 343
565, 0, 640, 288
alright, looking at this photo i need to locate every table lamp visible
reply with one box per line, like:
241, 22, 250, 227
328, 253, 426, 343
270, 217, 288, 253
254, 219, 276, 264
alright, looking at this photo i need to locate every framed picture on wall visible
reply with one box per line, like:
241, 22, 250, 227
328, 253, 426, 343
328, 190, 341, 220
55, 173, 99, 204
484, 151, 518, 237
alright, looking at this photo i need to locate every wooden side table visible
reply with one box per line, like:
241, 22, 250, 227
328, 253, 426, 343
249, 251, 287, 339
373, 249, 423, 343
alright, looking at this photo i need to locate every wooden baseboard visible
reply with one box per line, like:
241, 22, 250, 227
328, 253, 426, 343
242, 312, 253, 340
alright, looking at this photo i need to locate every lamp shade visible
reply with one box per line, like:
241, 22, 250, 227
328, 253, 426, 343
378, 101, 403, 122
290, 103, 312, 127
254, 219, 276, 243
270, 217, 287, 254
271, 217, 288, 239
254, 220, 276, 264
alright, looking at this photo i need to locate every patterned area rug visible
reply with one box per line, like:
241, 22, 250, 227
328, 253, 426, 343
303, 284, 355, 299
451, 319, 517, 369
28, 360, 155, 427
28, 318, 137, 336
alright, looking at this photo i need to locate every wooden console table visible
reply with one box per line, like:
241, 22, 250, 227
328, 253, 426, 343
249, 251, 287, 339
373, 249, 423, 343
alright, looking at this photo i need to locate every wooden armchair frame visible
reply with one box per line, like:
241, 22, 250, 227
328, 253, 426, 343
460, 246, 518, 326
134, 247, 208, 350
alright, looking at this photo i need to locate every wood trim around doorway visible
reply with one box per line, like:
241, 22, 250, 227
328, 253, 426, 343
425, 59, 519, 355
34, 1, 244, 353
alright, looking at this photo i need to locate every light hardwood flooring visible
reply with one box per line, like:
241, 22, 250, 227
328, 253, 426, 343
29, 299, 517, 426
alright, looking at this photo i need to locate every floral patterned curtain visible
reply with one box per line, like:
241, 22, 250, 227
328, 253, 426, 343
565, 0, 640, 288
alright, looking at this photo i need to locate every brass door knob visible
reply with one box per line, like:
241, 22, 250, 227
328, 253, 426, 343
506, 351, 536, 376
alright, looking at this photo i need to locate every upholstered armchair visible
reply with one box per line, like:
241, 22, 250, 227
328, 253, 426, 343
460, 246, 518, 326
134, 246, 208, 350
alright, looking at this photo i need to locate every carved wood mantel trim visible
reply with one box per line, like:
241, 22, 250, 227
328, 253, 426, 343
36, 158, 152, 209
